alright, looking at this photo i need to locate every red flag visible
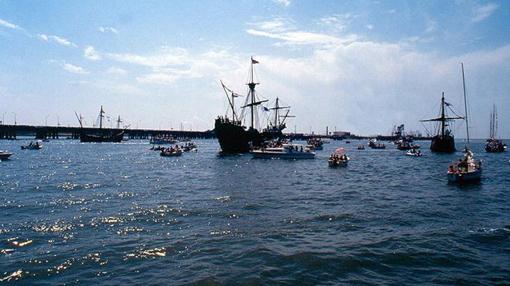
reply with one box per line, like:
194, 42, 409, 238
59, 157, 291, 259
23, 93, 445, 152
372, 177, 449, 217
251, 57, 259, 64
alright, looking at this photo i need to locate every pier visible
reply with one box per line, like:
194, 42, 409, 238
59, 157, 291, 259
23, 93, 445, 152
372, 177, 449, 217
0, 124, 215, 140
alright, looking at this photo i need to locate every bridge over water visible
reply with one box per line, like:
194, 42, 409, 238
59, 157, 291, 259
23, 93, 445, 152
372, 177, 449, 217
0, 124, 215, 140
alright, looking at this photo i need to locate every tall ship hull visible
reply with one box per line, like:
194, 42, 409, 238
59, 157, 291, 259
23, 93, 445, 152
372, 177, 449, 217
430, 135, 455, 153
215, 118, 251, 153
80, 131, 124, 143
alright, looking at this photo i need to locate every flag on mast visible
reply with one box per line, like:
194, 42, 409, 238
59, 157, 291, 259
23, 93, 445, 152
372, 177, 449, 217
251, 57, 259, 64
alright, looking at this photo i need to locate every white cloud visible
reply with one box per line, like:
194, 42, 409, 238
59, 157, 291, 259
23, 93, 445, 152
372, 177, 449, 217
0, 18, 20, 30
319, 14, 357, 32
273, 0, 290, 7
106, 67, 127, 75
84, 46, 101, 61
99, 26, 118, 34
62, 62, 89, 74
38, 34, 77, 47
425, 19, 437, 33
472, 3, 498, 22
246, 18, 359, 47
366, 24, 374, 30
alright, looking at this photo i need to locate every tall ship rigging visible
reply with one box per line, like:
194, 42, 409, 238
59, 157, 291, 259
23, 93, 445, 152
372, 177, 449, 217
485, 104, 506, 152
76, 106, 125, 143
215, 58, 291, 153
421, 92, 463, 153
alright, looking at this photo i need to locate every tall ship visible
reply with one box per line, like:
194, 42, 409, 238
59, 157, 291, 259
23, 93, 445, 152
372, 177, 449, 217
421, 92, 463, 153
485, 104, 506, 152
215, 58, 291, 153
76, 106, 125, 143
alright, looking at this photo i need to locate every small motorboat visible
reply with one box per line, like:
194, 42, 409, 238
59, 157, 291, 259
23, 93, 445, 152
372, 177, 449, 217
21, 140, 42, 150
406, 148, 422, 157
0, 151, 13, 160
250, 144, 315, 159
368, 139, 386, 149
307, 138, 324, 151
328, 147, 349, 167
150, 135, 178, 145
345, 141, 351, 144
357, 145, 365, 150
160, 147, 183, 157
150, 145, 165, 151
182, 142, 198, 152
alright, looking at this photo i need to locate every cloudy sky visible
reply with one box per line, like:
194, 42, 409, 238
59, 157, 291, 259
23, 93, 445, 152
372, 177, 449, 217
0, 0, 509, 138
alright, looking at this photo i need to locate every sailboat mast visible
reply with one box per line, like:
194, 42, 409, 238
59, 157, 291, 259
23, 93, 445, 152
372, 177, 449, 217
441, 92, 446, 138
461, 63, 470, 146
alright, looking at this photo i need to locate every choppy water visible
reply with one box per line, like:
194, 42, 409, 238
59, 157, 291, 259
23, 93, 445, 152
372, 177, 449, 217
1, 139, 509, 285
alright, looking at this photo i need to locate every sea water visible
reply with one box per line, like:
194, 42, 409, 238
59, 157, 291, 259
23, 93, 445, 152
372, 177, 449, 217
0, 139, 509, 284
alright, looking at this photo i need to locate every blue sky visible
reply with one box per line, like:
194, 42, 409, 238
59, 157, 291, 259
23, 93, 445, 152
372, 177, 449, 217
1, 0, 509, 138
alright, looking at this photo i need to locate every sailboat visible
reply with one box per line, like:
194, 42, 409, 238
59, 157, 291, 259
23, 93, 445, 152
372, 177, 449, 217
77, 106, 124, 143
214, 58, 289, 153
421, 92, 463, 153
447, 63, 482, 184
485, 104, 506, 152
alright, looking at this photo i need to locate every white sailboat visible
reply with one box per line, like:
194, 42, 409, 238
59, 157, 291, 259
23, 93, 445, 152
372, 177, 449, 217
447, 63, 482, 184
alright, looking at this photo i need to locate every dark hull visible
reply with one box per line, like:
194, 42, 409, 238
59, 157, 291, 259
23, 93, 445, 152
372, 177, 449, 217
485, 140, 506, 153
430, 135, 455, 153
215, 118, 279, 153
80, 131, 124, 143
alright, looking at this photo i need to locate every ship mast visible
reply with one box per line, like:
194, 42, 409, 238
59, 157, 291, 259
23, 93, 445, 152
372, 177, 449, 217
99, 105, 105, 129
241, 57, 267, 130
440, 92, 446, 138
270, 97, 290, 128
117, 115, 122, 129
248, 58, 257, 130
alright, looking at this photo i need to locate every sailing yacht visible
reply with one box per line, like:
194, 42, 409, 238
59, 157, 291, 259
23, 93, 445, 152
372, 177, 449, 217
214, 58, 290, 153
421, 93, 463, 153
447, 63, 482, 184
485, 105, 506, 152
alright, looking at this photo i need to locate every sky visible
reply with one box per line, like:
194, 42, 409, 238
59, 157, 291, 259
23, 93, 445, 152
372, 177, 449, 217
1, 0, 509, 138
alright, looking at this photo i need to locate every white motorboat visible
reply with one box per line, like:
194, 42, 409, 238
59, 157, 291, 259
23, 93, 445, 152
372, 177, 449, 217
250, 144, 315, 159
21, 140, 42, 150
0, 151, 13, 160
160, 147, 183, 157
406, 149, 422, 157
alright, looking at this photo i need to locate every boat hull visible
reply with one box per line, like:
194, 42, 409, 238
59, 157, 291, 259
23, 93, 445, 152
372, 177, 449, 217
80, 131, 124, 143
0, 152, 12, 160
447, 169, 482, 184
215, 118, 269, 153
250, 150, 315, 159
430, 135, 455, 153
328, 159, 348, 167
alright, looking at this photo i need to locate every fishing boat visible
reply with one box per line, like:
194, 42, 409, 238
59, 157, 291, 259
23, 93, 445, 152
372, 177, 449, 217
0, 151, 13, 160
160, 147, 183, 157
485, 105, 506, 153
406, 148, 422, 157
21, 140, 42, 150
328, 147, 349, 167
76, 106, 124, 143
447, 63, 482, 184
421, 92, 463, 153
215, 58, 291, 153
368, 139, 386, 149
250, 144, 315, 159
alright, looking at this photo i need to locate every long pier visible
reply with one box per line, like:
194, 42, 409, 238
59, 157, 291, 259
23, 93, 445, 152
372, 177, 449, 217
0, 124, 214, 140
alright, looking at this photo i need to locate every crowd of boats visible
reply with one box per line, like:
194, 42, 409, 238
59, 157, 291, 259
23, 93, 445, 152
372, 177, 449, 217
212, 58, 507, 184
